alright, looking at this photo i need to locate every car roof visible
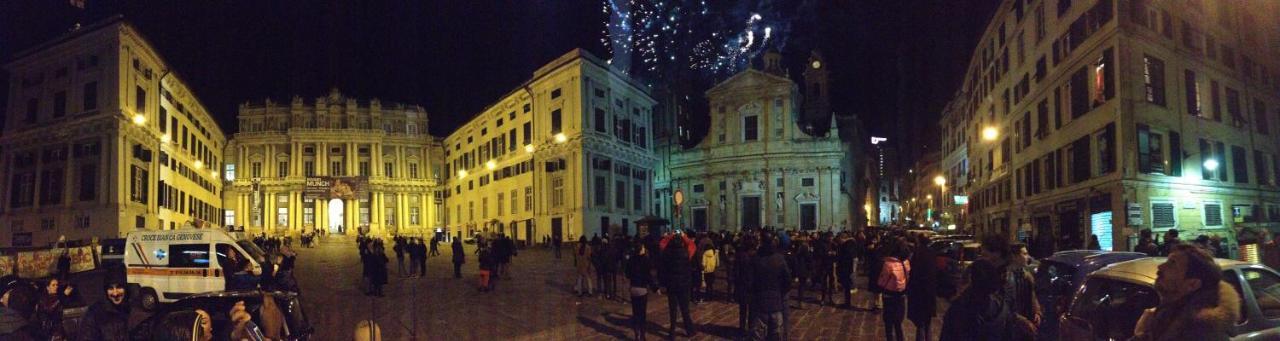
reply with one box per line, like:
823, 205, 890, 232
1045, 250, 1147, 267
1092, 257, 1251, 285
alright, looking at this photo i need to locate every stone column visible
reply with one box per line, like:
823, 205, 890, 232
316, 196, 326, 233
317, 142, 327, 176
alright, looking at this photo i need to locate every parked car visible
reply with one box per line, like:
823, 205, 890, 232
931, 239, 981, 269
1059, 257, 1280, 341
129, 290, 313, 340
1034, 250, 1148, 341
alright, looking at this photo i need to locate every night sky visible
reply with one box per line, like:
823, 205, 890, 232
1, 0, 998, 167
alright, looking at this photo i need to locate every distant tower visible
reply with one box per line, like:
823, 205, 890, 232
803, 50, 830, 134
762, 48, 785, 76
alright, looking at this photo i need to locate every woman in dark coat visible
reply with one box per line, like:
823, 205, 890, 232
865, 234, 884, 310
906, 235, 939, 341
624, 243, 653, 340
452, 238, 466, 279
789, 239, 813, 308
370, 243, 389, 297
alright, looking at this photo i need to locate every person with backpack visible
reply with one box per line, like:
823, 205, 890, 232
699, 237, 719, 302
878, 237, 911, 341
907, 235, 938, 341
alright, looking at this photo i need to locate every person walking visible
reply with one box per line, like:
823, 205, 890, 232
370, 242, 389, 297
789, 239, 813, 309
553, 235, 563, 259
734, 236, 758, 335
1134, 229, 1159, 256
815, 233, 836, 306
906, 235, 938, 341
836, 232, 859, 308
625, 243, 654, 340
452, 238, 466, 279
430, 236, 441, 256
415, 239, 428, 278
574, 237, 595, 297
660, 232, 697, 338
698, 236, 719, 302
878, 238, 911, 341
478, 243, 496, 292
394, 237, 407, 278
746, 233, 790, 341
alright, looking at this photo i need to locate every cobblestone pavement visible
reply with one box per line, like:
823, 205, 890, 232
296, 236, 946, 340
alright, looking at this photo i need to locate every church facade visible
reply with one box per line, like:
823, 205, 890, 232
660, 51, 853, 232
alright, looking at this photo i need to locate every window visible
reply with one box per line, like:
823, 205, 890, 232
1204, 201, 1223, 227
277, 207, 288, 227
1226, 88, 1243, 127
78, 164, 97, 201
1152, 201, 1176, 228
304, 161, 315, 177
744, 115, 758, 141
693, 184, 705, 193
550, 88, 561, 99
409, 163, 419, 178
410, 207, 420, 225
303, 207, 314, 226
1095, 49, 1115, 105
252, 162, 262, 178
524, 186, 533, 211
130, 165, 148, 204
1168, 131, 1183, 176
1186, 70, 1202, 116
1211, 80, 1222, 121
39, 169, 63, 205
802, 178, 815, 187
331, 161, 342, 176
359, 161, 369, 176
1241, 269, 1280, 319
594, 108, 607, 132
53, 91, 66, 118
511, 189, 518, 213
1096, 123, 1115, 175
1256, 150, 1271, 186
634, 184, 643, 211
135, 86, 146, 113
1255, 100, 1270, 135
384, 162, 393, 178
551, 177, 565, 208
615, 180, 627, 209
550, 109, 562, 134
168, 244, 210, 268
1068, 277, 1160, 340
1233, 145, 1248, 184
25, 98, 38, 124
1070, 68, 1089, 118
594, 176, 607, 206
278, 162, 289, 178
1233, 205, 1258, 223
82, 82, 97, 111
1136, 124, 1164, 175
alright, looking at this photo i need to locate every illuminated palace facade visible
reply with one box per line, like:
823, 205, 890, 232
950, 0, 1280, 253
441, 49, 656, 242
222, 89, 443, 237
0, 19, 226, 246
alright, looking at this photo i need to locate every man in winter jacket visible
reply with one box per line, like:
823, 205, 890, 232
78, 276, 130, 341
660, 233, 696, 337
747, 234, 791, 340
1, 280, 39, 340
940, 260, 1011, 341
1131, 244, 1240, 341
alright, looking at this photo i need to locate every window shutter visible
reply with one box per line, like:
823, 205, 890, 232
1204, 203, 1223, 226
1152, 202, 1175, 228
1169, 131, 1182, 176
1137, 124, 1151, 172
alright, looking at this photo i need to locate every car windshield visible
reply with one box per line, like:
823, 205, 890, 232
237, 240, 267, 264
1070, 277, 1159, 340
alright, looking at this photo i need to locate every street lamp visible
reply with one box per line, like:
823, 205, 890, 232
933, 175, 946, 187
554, 133, 567, 143
982, 127, 999, 141
485, 160, 496, 170
524, 144, 535, 153
131, 114, 147, 126
457, 169, 468, 179
1204, 159, 1220, 171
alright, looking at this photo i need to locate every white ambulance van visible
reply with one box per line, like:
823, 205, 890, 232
124, 229, 266, 310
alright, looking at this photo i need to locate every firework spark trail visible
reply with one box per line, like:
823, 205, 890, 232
602, 0, 801, 83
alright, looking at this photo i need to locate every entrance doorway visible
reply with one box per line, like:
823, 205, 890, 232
551, 217, 562, 241
692, 208, 708, 231
741, 196, 761, 230
328, 198, 345, 234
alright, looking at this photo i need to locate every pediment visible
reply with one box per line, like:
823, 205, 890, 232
705, 69, 794, 97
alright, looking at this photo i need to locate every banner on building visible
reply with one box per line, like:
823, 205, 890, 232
17, 250, 54, 278
304, 177, 368, 200
69, 246, 96, 273
0, 255, 13, 277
